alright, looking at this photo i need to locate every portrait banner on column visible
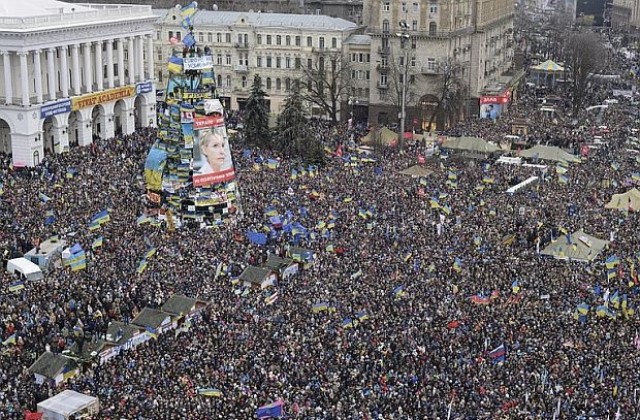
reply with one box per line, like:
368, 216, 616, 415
192, 115, 235, 187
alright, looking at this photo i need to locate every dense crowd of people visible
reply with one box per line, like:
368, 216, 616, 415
2, 52, 640, 420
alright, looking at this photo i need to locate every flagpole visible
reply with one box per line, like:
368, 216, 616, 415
446, 398, 454, 420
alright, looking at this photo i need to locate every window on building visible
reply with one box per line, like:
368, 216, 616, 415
380, 74, 388, 85
285, 57, 291, 68
412, 37, 417, 49
367, 54, 371, 62
168, 31, 173, 39
266, 77, 272, 89
208, 33, 213, 42
218, 74, 222, 86
382, 20, 390, 33
257, 34, 262, 45
158, 70, 163, 83
319, 37, 325, 49
351, 70, 356, 79
267, 35, 272, 45
412, 20, 418, 31
429, 22, 437, 35
286, 35, 291, 46
427, 58, 436, 69
199, 32, 204, 42
276, 35, 282, 45
411, 56, 416, 66
332, 37, 337, 49
225, 33, 231, 43
383, 2, 390, 11
382, 38, 389, 48
430, 4, 438, 14
257, 56, 262, 67
410, 74, 416, 83
276, 78, 281, 90
295, 57, 301, 69
156, 31, 161, 40
413, 2, 419, 11
276, 57, 281, 68
226, 54, 232, 65
358, 53, 364, 62
306, 36, 312, 47
226, 75, 231, 87
176, 32, 182, 40
307, 58, 313, 69
157, 50, 162, 61
217, 54, 223, 65
285, 77, 291, 91
217, 33, 222, 43
399, 56, 404, 66
366, 70, 370, 80
295, 36, 301, 46
266, 56, 272, 67
238, 34, 243, 44
242, 76, 247, 88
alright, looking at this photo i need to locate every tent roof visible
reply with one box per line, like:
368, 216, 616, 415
398, 165, 434, 177
131, 307, 172, 329
37, 390, 98, 417
161, 294, 206, 316
531, 59, 565, 72
519, 145, 580, 163
29, 352, 77, 378
239, 266, 274, 284
441, 136, 500, 153
541, 229, 609, 261
361, 127, 398, 146
605, 188, 640, 210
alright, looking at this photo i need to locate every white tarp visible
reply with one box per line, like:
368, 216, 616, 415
37, 390, 99, 420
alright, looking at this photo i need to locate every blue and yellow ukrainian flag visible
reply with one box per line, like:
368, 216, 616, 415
145, 248, 157, 259
180, 1, 198, 18
453, 258, 463, 273
146, 326, 158, 340
167, 56, 183, 73
137, 259, 148, 274
2, 333, 16, 346
197, 388, 222, 397
356, 311, 369, 322
8, 281, 25, 293
312, 302, 329, 313
92, 236, 103, 250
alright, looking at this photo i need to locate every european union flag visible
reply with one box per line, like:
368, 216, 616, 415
247, 231, 267, 245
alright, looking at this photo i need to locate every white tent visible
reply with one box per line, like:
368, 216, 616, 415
37, 390, 99, 420
441, 136, 500, 153
605, 188, 640, 211
520, 145, 581, 163
6, 257, 44, 281
541, 229, 609, 262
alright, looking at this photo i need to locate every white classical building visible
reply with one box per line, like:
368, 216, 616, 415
0, 0, 157, 167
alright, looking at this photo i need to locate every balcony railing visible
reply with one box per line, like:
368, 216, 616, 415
234, 65, 249, 73
421, 66, 439, 75
376, 82, 389, 89
234, 43, 250, 49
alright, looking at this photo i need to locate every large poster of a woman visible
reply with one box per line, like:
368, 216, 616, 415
192, 115, 235, 187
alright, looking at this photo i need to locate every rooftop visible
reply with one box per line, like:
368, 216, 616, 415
159, 9, 358, 31
0, 1, 154, 31
345, 34, 371, 45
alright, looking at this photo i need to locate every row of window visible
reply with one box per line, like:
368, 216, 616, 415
163, 31, 339, 49
382, 2, 438, 12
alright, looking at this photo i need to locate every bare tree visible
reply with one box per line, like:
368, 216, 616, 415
564, 32, 605, 113
382, 51, 419, 129
426, 59, 466, 130
300, 52, 353, 122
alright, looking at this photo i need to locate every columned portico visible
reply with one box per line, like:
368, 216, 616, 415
83, 43, 93, 93
59, 46, 69, 98
95, 41, 104, 91
71, 44, 81, 95
127, 37, 136, 85
136, 36, 144, 83
19, 52, 29, 106
117, 39, 125, 87
146, 35, 154, 81
33, 50, 43, 104
106, 40, 115, 89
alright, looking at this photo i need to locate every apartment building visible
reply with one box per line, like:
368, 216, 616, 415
154, 9, 359, 114
362, 0, 515, 128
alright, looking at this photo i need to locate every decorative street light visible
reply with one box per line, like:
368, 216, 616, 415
397, 20, 410, 151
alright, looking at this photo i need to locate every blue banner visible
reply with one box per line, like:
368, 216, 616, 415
136, 81, 154, 95
40, 99, 71, 119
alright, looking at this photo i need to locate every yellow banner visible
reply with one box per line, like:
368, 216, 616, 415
72, 86, 136, 111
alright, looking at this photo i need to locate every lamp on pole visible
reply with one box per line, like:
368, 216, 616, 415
397, 21, 410, 151
348, 95, 358, 128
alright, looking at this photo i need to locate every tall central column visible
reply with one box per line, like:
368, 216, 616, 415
146, 35, 154, 82
106, 39, 114, 88
59, 46, 69, 97
18, 52, 29, 106
95, 41, 104, 91
136, 36, 144, 83
83, 42, 93, 92
117, 39, 125, 87
2, 52, 13, 105
71, 44, 81, 95
33, 50, 43, 104
127, 37, 135, 85
47, 48, 57, 100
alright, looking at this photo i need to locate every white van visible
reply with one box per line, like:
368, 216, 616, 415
6, 257, 44, 281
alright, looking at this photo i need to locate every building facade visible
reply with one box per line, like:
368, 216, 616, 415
362, 0, 515, 129
154, 9, 359, 115
611, 0, 640, 27
0, 0, 157, 166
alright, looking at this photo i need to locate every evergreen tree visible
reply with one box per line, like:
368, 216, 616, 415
275, 85, 323, 163
244, 75, 271, 149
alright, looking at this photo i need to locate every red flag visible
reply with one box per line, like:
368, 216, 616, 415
24, 411, 43, 420
335, 144, 343, 157
447, 320, 461, 329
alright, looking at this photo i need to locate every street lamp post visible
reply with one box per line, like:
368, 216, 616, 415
348, 95, 358, 128
397, 21, 410, 151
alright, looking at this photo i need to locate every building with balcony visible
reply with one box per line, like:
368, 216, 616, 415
362, 0, 516, 129
154, 9, 359, 114
611, 0, 640, 28
0, 0, 157, 167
